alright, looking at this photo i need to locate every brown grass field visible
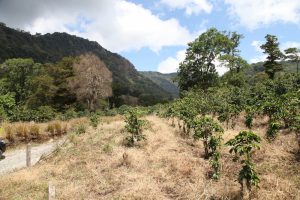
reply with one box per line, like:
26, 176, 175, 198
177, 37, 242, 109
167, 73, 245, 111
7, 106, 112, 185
0, 115, 299, 200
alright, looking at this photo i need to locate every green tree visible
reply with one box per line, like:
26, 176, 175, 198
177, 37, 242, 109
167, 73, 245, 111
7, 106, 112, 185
177, 28, 233, 91
26, 75, 57, 108
284, 47, 300, 75
220, 32, 249, 73
260, 35, 283, 79
0, 93, 15, 121
0, 58, 41, 104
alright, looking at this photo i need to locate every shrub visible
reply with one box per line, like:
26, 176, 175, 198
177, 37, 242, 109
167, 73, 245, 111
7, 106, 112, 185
226, 131, 261, 199
124, 109, 146, 147
266, 120, 281, 139
74, 124, 86, 135
35, 106, 56, 122
61, 108, 78, 121
90, 114, 100, 128
29, 124, 40, 139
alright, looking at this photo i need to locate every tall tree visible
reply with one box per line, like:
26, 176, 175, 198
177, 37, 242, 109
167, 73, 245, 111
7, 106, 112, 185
284, 47, 300, 75
177, 28, 233, 91
220, 32, 249, 73
0, 58, 41, 104
68, 53, 113, 112
260, 35, 283, 79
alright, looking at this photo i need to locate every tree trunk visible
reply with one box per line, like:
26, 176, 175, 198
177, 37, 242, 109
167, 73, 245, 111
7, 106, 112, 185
241, 178, 250, 200
296, 131, 300, 154
203, 139, 209, 159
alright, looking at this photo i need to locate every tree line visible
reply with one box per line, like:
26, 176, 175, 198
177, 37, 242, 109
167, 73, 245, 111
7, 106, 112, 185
0, 53, 112, 122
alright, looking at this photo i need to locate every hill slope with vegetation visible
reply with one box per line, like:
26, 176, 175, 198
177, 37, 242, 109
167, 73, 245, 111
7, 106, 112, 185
140, 71, 179, 98
0, 23, 172, 107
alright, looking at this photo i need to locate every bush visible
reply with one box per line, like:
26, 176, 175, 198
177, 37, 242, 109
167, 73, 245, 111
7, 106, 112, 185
74, 124, 86, 135
90, 114, 100, 128
60, 108, 78, 121
29, 124, 40, 139
124, 109, 146, 147
226, 130, 261, 198
35, 106, 56, 122
266, 120, 282, 139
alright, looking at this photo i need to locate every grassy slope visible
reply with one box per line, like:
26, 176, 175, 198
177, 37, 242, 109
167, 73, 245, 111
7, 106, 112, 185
0, 115, 299, 200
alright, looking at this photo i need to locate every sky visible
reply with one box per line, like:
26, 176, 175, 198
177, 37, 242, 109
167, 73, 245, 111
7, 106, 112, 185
0, 0, 300, 74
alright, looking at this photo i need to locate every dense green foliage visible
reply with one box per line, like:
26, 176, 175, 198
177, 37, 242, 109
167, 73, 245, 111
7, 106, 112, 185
177, 28, 247, 91
0, 24, 172, 108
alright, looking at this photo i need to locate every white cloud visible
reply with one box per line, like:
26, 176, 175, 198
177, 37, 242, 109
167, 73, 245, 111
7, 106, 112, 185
250, 55, 267, 64
159, 0, 213, 15
214, 59, 229, 75
250, 40, 266, 63
158, 50, 186, 73
281, 41, 300, 50
251, 40, 263, 52
224, 0, 300, 30
0, 0, 195, 53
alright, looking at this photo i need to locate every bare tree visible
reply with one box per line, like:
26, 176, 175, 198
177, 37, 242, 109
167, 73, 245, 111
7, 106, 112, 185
69, 53, 113, 111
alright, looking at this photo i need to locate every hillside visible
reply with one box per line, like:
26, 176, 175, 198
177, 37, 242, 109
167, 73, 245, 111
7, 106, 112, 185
140, 71, 179, 98
246, 61, 298, 77
0, 23, 172, 106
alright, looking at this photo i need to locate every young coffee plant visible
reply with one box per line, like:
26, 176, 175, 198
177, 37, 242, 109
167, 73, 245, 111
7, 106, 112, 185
124, 109, 146, 147
192, 116, 224, 158
90, 113, 100, 128
226, 130, 261, 199
192, 116, 224, 179
245, 106, 255, 129
208, 133, 223, 180
266, 120, 281, 140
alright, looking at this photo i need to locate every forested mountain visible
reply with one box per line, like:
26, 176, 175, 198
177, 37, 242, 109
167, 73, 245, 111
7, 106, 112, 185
140, 71, 179, 98
0, 23, 172, 106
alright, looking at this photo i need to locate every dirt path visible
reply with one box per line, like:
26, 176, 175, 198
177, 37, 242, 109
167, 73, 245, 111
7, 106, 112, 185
0, 138, 66, 175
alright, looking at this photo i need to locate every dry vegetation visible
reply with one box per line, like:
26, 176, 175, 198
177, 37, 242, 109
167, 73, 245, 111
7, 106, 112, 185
0, 115, 299, 200
0, 118, 89, 147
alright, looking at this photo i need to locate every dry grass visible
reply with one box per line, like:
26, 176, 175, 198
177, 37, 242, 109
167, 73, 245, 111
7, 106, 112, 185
0, 115, 299, 200
0, 117, 89, 147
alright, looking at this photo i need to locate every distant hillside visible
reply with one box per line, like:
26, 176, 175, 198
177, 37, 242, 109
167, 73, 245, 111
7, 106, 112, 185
0, 23, 172, 106
246, 61, 298, 77
140, 71, 179, 98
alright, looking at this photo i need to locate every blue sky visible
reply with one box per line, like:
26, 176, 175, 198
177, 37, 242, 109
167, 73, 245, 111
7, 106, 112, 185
0, 0, 300, 74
